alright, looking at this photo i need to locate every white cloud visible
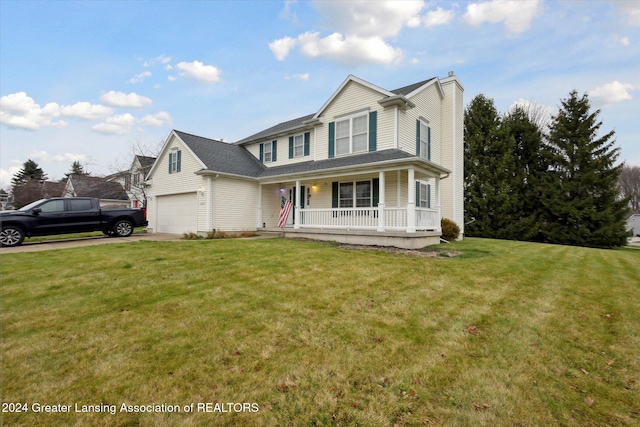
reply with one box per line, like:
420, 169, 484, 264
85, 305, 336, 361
269, 36, 298, 61
297, 32, 402, 65
312, 0, 423, 38
279, 0, 299, 23
423, 7, 454, 27
285, 73, 310, 81
92, 113, 136, 135
0, 163, 22, 189
464, 0, 541, 35
139, 111, 173, 127
620, 36, 630, 46
614, 2, 640, 26
100, 91, 152, 108
589, 81, 636, 104
29, 150, 86, 164
175, 60, 221, 83
143, 54, 172, 67
270, 0, 423, 65
0, 92, 114, 130
128, 71, 152, 84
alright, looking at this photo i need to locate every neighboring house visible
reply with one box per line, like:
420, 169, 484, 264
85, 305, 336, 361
63, 175, 130, 208
106, 155, 156, 208
144, 73, 464, 248
627, 214, 640, 237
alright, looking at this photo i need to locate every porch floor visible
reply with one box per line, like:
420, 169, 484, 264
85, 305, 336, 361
260, 227, 441, 249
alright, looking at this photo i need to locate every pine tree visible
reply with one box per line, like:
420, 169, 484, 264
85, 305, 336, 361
502, 106, 549, 241
464, 94, 516, 238
541, 91, 630, 247
62, 160, 89, 182
10, 159, 47, 186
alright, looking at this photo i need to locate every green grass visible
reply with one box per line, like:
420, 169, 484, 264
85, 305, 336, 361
1, 238, 638, 426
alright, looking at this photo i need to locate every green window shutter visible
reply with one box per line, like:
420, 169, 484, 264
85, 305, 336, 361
372, 178, 379, 207
304, 132, 310, 156
272, 141, 277, 162
259, 143, 264, 163
328, 122, 335, 158
427, 184, 431, 208
176, 151, 181, 172
168, 153, 172, 174
332, 181, 339, 208
289, 137, 294, 159
427, 127, 431, 160
415, 181, 420, 206
369, 111, 377, 152
300, 186, 305, 209
416, 120, 421, 157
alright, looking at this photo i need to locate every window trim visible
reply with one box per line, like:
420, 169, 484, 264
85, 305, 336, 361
418, 181, 431, 208
418, 119, 431, 161
293, 134, 304, 158
338, 179, 373, 208
334, 111, 369, 157
263, 141, 273, 163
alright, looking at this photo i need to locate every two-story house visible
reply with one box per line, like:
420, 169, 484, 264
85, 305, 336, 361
144, 73, 464, 248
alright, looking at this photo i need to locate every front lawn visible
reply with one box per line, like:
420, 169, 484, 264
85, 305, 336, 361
1, 238, 638, 426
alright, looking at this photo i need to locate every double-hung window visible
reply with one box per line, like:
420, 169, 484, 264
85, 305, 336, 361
418, 182, 431, 208
419, 121, 430, 160
293, 135, 304, 157
335, 112, 368, 156
263, 141, 273, 163
339, 181, 372, 208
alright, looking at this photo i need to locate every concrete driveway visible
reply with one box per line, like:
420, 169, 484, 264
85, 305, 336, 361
0, 233, 182, 254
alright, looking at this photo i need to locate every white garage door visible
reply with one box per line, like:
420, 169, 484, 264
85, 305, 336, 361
157, 193, 197, 234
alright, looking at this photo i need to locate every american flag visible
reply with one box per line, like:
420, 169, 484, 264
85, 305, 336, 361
278, 196, 293, 229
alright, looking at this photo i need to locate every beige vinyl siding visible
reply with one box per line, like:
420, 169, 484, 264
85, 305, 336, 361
399, 83, 442, 162
440, 78, 465, 234
317, 81, 386, 161
213, 178, 258, 231
146, 133, 209, 233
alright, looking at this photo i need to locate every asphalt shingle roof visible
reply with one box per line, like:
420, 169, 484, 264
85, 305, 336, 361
390, 78, 436, 96
235, 113, 315, 145
174, 130, 266, 177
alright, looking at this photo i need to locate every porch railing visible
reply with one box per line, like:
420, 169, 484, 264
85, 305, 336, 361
298, 207, 440, 231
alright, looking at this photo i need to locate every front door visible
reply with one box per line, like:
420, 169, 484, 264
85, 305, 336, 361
287, 186, 305, 224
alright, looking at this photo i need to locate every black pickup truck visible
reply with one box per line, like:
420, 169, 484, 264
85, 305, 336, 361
0, 197, 148, 247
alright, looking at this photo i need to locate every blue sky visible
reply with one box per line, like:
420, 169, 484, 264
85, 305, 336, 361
1, 0, 639, 188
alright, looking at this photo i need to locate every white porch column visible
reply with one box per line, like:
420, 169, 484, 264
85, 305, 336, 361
377, 171, 385, 232
294, 180, 301, 229
257, 183, 263, 228
435, 176, 442, 232
407, 168, 416, 233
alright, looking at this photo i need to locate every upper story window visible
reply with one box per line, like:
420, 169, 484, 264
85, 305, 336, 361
168, 150, 181, 173
417, 119, 431, 160
294, 135, 304, 157
289, 132, 310, 159
336, 112, 368, 156
264, 141, 273, 163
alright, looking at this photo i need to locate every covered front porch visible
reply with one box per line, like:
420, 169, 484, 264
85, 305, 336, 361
256, 159, 449, 247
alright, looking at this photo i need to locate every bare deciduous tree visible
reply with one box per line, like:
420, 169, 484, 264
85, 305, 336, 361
619, 164, 640, 213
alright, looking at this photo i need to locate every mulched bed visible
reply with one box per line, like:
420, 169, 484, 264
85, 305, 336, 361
337, 243, 462, 258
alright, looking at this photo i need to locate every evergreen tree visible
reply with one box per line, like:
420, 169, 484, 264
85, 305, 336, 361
502, 106, 549, 240
464, 94, 516, 238
10, 159, 49, 209
10, 159, 47, 186
541, 91, 629, 247
62, 160, 89, 182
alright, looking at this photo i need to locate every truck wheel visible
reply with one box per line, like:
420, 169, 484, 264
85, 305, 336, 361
1, 225, 25, 247
113, 220, 133, 237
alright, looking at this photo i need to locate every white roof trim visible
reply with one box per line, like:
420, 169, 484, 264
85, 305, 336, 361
405, 77, 445, 100
145, 130, 207, 179
313, 75, 395, 120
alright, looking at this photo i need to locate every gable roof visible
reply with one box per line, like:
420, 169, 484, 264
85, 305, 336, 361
235, 114, 315, 146
237, 74, 442, 146
136, 155, 156, 169
66, 175, 129, 200
174, 130, 266, 178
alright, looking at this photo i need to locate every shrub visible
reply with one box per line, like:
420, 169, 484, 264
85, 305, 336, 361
182, 232, 202, 240
441, 218, 460, 241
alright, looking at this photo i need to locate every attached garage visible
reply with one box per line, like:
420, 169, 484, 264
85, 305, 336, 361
156, 192, 197, 234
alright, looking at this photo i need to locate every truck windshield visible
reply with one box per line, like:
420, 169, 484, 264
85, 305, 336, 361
18, 199, 48, 211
